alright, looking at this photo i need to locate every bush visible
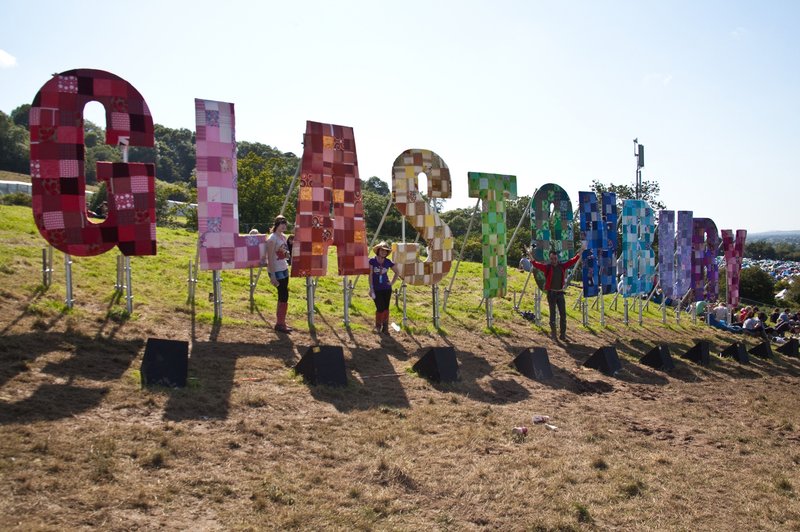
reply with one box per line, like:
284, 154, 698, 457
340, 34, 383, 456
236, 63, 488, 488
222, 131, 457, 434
0, 193, 32, 207
739, 266, 775, 305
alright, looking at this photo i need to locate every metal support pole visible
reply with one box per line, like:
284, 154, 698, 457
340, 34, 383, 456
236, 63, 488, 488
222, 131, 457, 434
486, 297, 493, 329
662, 300, 667, 324
115, 255, 124, 292
515, 268, 534, 310
582, 296, 588, 326
249, 267, 256, 312
41, 248, 52, 287
306, 276, 315, 328
279, 162, 302, 217
187, 260, 196, 303
443, 198, 481, 311
401, 283, 408, 328
623, 297, 629, 325
432, 284, 440, 329
64, 253, 73, 309
534, 287, 541, 322
212, 270, 222, 320
638, 295, 643, 326
599, 285, 605, 327
124, 256, 133, 314
573, 293, 582, 311
504, 194, 534, 259
343, 276, 350, 327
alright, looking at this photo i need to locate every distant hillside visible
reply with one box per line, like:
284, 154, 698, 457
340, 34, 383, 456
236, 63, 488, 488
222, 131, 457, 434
749, 230, 800, 244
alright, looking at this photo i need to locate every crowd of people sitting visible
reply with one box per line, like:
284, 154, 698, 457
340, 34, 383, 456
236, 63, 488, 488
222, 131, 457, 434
704, 302, 800, 342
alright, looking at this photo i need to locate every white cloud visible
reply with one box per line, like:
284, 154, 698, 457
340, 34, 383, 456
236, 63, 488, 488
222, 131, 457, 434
0, 49, 17, 68
730, 27, 748, 40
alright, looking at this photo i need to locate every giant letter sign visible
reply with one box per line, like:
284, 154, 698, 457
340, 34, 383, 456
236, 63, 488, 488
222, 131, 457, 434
391, 149, 454, 285
578, 191, 617, 297
531, 184, 574, 290
29, 69, 156, 256
657, 210, 693, 299
468, 172, 517, 298
291, 121, 369, 277
721, 229, 747, 307
692, 218, 720, 302
195, 99, 266, 270
621, 200, 656, 296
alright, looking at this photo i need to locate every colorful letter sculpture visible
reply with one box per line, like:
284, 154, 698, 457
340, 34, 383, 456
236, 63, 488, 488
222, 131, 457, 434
721, 229, 747, 306
468, 172, 517, 298
530, 184, 574, 290
29, 69, 156, 256
657, 210, 693, 300
195, 99, 266, 270
692, 218, 720, 301
578, 191, 617, 296
391, 149, 454, 285
291, 121, 369, 277
620, 200, 656, 296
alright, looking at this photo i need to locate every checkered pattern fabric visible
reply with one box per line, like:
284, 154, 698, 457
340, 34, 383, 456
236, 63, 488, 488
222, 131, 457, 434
468, 172, 517, 298
621, 200, 656, 297
721, 229, 746, 306
390, 149, 454, 286
579, 191, 617, 296
657, 210, 694, 298
530, 184, 574, 291
691, 218, 720, 302
290, 121, 369, 277
195, 99, 266, 270
29, 69, 156, 256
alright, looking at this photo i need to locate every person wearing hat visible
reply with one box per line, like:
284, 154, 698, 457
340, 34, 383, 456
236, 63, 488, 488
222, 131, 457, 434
369, 241, 398, 334
265, 214, 293, 333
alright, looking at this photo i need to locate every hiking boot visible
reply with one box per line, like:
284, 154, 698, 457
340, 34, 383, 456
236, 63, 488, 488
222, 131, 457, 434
274, 324, 292, 333
381, 321, 390, 335
559, 332, 567, 341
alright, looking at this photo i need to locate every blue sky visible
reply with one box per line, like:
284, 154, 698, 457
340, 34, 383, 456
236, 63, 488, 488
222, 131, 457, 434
1, 0, 798, 233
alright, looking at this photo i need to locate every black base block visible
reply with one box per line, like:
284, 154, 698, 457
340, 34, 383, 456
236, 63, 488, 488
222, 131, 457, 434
583, 346, 621, 376
141, 338, 189, 388
748, 341, 773, 360
512, 347, 554, 381
721, 342, 749, 364
682, 340, 710, 366
295, 346, 347, 387
413, 347, 458, 383
640, 344, 674, 371
777, 338, 799, 357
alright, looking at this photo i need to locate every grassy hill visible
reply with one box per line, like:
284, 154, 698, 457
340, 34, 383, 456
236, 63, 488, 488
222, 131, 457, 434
0, 204, 798, 530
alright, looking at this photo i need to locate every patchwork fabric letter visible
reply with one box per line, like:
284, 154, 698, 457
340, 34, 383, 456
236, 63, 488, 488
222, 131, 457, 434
657, 210, 693, 299
530, 184, 574, 290
29, 69, 156, 256
721, 229, 746, 306
391, 149, 454, 285
195, 99, 266, 270
291, 121, 369, 277
691, 218, 720, 302
621, 200, 656, 296
578, 191, 617, 297
468, 172, 517, 298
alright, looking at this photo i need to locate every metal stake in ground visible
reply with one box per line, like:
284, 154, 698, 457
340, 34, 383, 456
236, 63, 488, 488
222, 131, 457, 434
124, 256, 133, 314
306, 276, 317, 329
212, 270, 222, 320
64, 253, 73, 309
432, 284, 440, 329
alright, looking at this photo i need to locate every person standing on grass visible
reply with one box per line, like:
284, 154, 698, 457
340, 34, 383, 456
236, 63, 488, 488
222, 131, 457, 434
265, 215, 292, 333
368, 241, 398, 334
531, 242, 586, 341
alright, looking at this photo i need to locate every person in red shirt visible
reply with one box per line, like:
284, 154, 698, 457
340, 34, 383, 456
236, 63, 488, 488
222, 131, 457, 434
531, 242, 586, 340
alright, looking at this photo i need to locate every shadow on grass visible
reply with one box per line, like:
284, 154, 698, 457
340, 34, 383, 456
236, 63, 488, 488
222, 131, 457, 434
304, 346, 411, 412
0, 330, 143, 424
163, 339, 298, 421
